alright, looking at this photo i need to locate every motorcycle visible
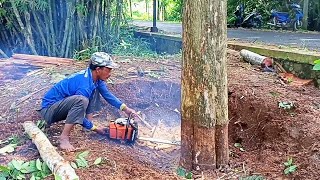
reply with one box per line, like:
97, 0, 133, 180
267, 3, 303, 31
242, 11, 263, 29
234, 4, 263, 29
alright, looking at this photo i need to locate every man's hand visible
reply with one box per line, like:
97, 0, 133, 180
123, 106, 139, 119
94, 127, 108, 135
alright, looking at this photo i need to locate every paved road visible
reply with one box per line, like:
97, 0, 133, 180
132, 21, 320, 51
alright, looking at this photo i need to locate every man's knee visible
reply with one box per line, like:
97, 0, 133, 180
70, 95, 89, 107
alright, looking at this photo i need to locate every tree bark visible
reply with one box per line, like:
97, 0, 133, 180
303, 0, 309, 29
23, 121, 79, 180
115, 0, 123, 39
129, 0, 133, 18
181, 0, 229, 170
48, 0, 57, 56
92, 0, 101, 46
10, 0, 38, 55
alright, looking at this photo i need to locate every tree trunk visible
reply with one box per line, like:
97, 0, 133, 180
115, 0, 123, 39
10, 0, 38, 55
106, 0, 112, 37
129, 0, 133, 18
23, 121, 79, 180
303, 0, 309, 29
181, 0, 229, 171
157, 0, 160, 20
48, 0, 57, 56
92, 0, 101, 46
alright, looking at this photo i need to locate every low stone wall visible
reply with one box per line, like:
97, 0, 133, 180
134, 31, 182, 54
134, 31, 320, 87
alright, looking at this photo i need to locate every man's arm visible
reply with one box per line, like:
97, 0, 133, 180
97, 81, 123, 109
97, 81, 138, 117
82, 118, 107, 135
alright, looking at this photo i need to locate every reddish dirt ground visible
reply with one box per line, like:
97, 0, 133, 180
0, 49, 319, 179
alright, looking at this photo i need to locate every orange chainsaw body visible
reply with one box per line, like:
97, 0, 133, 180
108, 118, 138, 143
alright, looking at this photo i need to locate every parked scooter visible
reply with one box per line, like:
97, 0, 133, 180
267, 3, 303, 31
242, 11, 263, 28
234, 4, 263, 29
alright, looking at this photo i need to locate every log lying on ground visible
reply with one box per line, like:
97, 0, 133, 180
23, 121, 79, 180
0, 48, 8, 58
12, 54, 74, 63
240, 49, 273, 67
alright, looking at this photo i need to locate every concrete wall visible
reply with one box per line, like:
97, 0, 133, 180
134, 31, 182, 54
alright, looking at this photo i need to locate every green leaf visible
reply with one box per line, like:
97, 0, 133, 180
36, 159, 42, 171
286, 157, 293, 166
11, 160, 23, 171
269, 91, 280, 97
41, 162, 51, 176
76, 157, 88, 168
234, 143, 241, 148
0, 176, 7, 180
77, 151, 90, 158
176, 167, 186, 177
284, 165, 297, 175
70, 162, 77, 169
185, 172, 193, 179
55, 174, 63, 180
313, 63, 320, 71
0, 165, 10, 172
30, 174, 36, 180
17, 173, 25, 179
0, 144, 17, 155
240, 175, 265, 180
27, 160, 38, 173
278, 102, 294, 110
314, 59, 320, 64
21, 162, 29, 169
93, 157, 102, 165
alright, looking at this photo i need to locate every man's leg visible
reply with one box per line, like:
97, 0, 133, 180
85, 89, 102, 121
60, 124, 76, 151
62, 95, 89, 151
40, 95, 89, 151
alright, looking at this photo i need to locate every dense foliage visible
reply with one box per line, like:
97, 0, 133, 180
0, 0, 125, 58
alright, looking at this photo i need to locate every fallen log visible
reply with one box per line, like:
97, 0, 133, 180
12, 54, 74, 63
240, 49, 273, 68
11, 58, 72, 66
23, 121, 79, 180
0, 48, 8, 58
9, 58, 70, 67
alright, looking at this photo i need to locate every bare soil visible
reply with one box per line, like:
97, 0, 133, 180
0, 50, 319, 179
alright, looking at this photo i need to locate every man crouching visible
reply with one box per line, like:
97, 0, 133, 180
39, 52, 138, 152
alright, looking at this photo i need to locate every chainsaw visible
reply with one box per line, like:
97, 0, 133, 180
106, 117, 138, 144
106, 116, 180, 146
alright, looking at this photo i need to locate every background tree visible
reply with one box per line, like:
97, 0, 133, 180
181, 0, 229, 170
0, 0, 126, 58
303, 0, 309, 29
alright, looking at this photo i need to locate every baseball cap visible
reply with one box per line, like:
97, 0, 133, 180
90, 52, 119, 69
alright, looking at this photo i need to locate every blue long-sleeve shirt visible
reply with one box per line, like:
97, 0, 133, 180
41, 68, 124, 110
